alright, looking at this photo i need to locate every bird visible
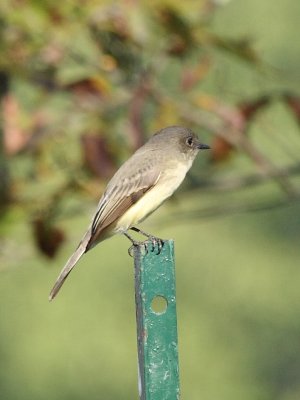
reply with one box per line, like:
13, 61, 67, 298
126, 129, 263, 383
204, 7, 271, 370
49, 126, 210, 300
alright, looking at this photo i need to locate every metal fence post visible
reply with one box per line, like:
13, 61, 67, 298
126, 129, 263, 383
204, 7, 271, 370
133, 240, 180, 400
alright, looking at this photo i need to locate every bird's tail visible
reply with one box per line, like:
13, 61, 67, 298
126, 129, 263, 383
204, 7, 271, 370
49, 241, 87, 301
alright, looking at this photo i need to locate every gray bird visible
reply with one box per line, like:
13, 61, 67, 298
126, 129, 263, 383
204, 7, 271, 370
49, 126, 210, 300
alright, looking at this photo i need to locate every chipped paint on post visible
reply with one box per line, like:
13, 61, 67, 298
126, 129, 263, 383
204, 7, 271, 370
133, 240, 180, 400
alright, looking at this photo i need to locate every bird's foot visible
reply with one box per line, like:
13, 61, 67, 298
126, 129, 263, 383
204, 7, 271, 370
143, 235, 165, 255
127, 241, 148, 257
123, 232, 146, 256
126, 228, 165, 256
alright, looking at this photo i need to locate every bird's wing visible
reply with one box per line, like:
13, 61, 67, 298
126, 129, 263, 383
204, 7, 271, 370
89, 165, 161, 247
49, 164, 161, 301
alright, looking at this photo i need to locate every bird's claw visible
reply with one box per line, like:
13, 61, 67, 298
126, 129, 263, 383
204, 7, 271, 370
128, 241, 148, 257
128, 237, 165, 257
148, 236, 165, 255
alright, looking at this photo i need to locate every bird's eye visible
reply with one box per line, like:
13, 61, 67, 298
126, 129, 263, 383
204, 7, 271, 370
186, 137, 193, 147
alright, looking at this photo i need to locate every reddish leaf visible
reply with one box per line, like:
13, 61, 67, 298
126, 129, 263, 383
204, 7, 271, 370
64, 78, 104, 97
211, 95, 271, 163
239, 95, 271, 121
210, 137, 234, 163
32, 218, 65, 259
81, 134, 116, 180
181, 58, 211, 92
128, 76, 151, 150
283, 93, 300, 123
3, 94, 28, 155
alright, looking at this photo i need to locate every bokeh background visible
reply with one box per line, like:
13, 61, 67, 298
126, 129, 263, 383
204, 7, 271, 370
1, 1, 300, 399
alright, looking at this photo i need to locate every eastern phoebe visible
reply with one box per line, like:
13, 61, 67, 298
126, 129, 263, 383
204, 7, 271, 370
49, 126, 210, 300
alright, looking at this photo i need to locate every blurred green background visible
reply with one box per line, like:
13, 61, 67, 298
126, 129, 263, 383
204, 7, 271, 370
1, 1, 300, 399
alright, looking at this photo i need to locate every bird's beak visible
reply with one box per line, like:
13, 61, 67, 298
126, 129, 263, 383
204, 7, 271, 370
197, 142, 210, 150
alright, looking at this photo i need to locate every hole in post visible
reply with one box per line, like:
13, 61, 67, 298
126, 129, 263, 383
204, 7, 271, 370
151, 295, 168, 314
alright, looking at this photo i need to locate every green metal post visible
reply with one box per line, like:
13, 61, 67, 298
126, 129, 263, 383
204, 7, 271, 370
133, 240, 180, 400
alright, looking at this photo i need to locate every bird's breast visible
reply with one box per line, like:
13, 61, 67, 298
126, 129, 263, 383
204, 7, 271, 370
115, 161, 191, 232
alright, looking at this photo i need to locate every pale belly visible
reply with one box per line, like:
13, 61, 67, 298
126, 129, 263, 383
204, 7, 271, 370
115, 162, 190, 232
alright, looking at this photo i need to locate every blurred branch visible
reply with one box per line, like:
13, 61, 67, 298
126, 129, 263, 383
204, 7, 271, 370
165, 195, 299, 224
207, 34, 261, 65
161, 94, 299, 198
191, 163, 300, 192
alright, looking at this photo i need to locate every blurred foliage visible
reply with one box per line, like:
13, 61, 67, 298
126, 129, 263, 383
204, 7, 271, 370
1, 0, 231, 248
1, 0, 300, 399
1, 0, 300, 256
